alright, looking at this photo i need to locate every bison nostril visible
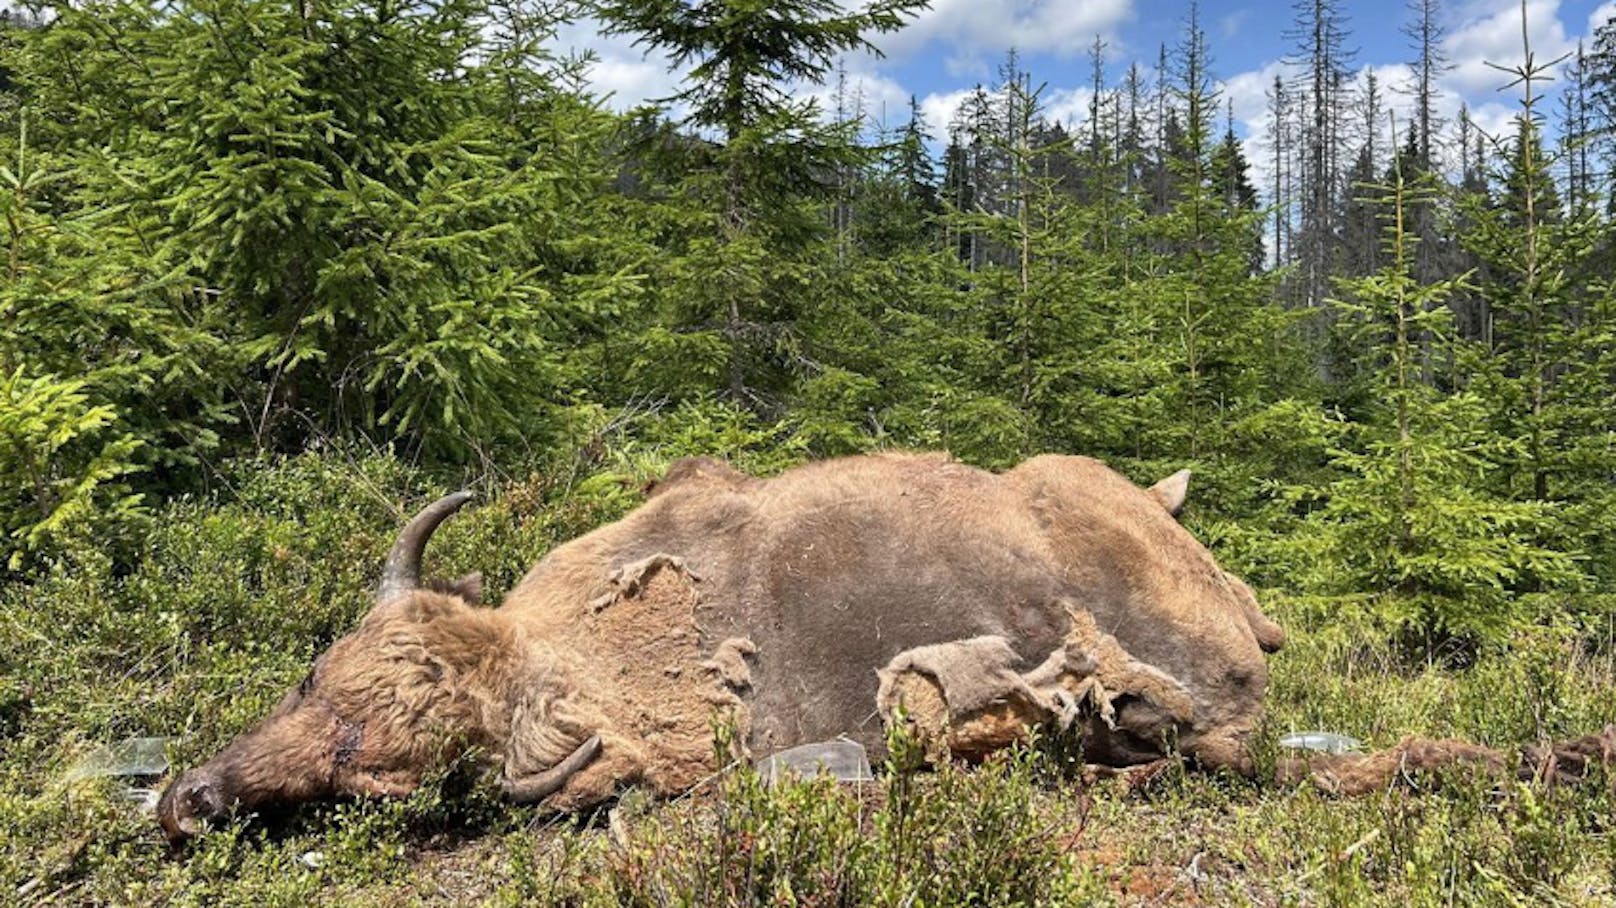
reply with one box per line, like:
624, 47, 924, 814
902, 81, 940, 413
157, 772, 232, 842
184, 779, 221, 816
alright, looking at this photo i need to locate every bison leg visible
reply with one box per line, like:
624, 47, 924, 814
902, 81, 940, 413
1271, 725, 1616, 796
502, 735, 603, 803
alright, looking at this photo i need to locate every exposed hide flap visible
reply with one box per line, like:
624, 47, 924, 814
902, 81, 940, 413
1026, 606, 1197, 730
875, 636, 1049, 761
591, 553, 698, 612
876, 636, 1037, 717
876, 606, 1198, 762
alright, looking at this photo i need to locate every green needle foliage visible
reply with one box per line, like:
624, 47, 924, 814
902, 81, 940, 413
1300, 133, 1582, 649
597, 0, 927, 405
3, 0, 627, 486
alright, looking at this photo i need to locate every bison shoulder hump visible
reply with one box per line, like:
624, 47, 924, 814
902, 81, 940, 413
646, 457, 752, 498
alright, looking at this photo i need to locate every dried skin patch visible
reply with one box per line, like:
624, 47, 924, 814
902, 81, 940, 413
541, 556, 753, 808
877, 606, 1198, 762
589, 553, 698, 611
702, 637, 757, 690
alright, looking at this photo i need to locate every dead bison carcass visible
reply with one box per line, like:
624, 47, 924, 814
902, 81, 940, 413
154, 452, 1613, 841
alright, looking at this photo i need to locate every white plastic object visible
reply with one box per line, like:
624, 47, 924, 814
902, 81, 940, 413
757, 739, 874, 784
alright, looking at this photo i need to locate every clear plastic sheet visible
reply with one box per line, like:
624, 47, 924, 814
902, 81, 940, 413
1278, 731, 1363, 754
65, 737, 173, 814
757, 739, 874, 785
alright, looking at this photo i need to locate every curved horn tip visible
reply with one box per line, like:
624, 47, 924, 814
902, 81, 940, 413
413, 490, 476, 520
502, 734, 603, 804
376, 490, 478, 603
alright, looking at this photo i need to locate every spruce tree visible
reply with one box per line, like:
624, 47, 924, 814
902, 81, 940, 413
1588, 16, 1616, 203
1305, 120, 1578, 649
6, 0, 614, 460
599, 0, 925, 405
1456, 2, 1616, 590
1285, 0, 1355, 309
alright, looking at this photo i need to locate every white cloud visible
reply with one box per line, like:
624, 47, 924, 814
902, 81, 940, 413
1358, 62, 1418, 137
885, 0, 1135, 63
1218, 60, 1293, 193
1465, 100, 1520, 141
583, 54, 681, 109
945, 53, 992, 80
1222, 59, 1289, 129
909, 84, 1097, 142
551, 19, 685, 111
919, 88, 977, 140
1590, 2, 1616, 35
1042, 86, 1097, 130
1442, 0, 1575, 98
794, 64, 917, 132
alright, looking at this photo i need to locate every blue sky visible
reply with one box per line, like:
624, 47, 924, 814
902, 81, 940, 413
555, 0, 1616, 186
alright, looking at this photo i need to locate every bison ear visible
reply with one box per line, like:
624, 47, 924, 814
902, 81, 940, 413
447, 572, 483, 604
422, 571, 484, 603
1148, 469, 1191, 518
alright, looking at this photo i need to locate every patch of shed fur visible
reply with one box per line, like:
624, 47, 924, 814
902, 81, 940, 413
876, 605, 1197, 762
512, 556, 752, 808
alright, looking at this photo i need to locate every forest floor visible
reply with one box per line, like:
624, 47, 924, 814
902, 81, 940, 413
5, 454, 1616, 906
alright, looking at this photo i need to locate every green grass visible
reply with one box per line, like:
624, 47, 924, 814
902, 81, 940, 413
5, 452, 1616, 906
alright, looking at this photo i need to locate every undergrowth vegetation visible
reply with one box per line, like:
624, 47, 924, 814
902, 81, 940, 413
4, 452, 1616, 906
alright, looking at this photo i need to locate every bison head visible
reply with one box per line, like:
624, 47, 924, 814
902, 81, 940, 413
157, 493, 529, 841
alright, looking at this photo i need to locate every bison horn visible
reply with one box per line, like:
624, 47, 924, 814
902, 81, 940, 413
376, 491, 475, 603
502, 735, 603, 803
